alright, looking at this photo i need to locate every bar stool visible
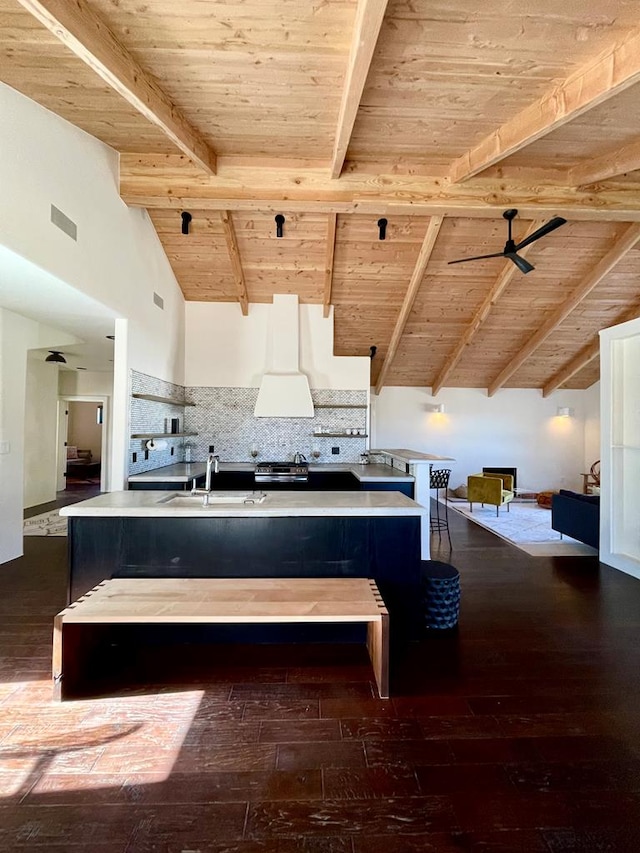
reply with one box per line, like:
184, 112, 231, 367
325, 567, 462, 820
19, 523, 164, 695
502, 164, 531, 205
429, 467, 452, 548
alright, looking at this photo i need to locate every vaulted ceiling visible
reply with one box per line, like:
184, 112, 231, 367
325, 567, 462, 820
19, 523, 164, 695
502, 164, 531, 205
4, 0, 640, 393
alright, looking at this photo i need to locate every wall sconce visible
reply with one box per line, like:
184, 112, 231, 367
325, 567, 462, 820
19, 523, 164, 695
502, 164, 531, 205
275, 214, 285, 237
45, 351, 66, 363
426, 403, 445, 413
377, 218, 388, 240
557, 406, 573, 418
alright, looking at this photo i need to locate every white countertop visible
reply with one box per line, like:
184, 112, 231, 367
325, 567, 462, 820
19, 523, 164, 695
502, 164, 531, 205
127, 461, 414, 483
311, 463, 413, 482
60, 490, 427, 519
371, 449, 456, 465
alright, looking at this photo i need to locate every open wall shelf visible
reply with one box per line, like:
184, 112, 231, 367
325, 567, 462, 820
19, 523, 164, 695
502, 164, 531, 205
313, 404, 367, 409
132, 393, 196, 406
313, 433, 368, 438
131, 432, 198, 439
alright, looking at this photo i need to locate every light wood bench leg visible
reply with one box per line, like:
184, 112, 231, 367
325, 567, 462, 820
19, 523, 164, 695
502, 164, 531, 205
367, 613, 389, 699
52, 614, 64, 702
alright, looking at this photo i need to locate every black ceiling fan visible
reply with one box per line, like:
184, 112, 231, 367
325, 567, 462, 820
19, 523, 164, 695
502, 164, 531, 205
447, 209, 567, 274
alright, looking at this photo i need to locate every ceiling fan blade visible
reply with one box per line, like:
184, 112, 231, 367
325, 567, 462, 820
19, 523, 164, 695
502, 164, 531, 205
505, 252, 535, 274
447, 252, 506, 266
514, 217, 567, 251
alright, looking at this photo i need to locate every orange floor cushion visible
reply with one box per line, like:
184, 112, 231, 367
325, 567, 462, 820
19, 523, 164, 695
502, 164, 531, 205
536, 490, 558, 508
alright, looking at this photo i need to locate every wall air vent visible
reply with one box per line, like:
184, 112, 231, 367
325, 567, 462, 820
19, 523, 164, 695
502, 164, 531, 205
50, 204, 77, 241
153, 292, 164, 309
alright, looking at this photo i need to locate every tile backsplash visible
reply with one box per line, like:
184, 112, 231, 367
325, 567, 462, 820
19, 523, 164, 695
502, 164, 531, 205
129, 371, 189, 475
129, 371, 368, 474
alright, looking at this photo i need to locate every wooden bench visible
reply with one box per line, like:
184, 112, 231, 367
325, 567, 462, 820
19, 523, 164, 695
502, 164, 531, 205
52, 577, 389, 700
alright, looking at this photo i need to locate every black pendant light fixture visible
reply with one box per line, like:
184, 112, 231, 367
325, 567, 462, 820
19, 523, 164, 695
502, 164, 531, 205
45, 351, 66, 364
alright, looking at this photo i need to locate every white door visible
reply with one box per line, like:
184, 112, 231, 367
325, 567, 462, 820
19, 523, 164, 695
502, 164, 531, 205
600, 316, 640, 579
56, 401, 69, 491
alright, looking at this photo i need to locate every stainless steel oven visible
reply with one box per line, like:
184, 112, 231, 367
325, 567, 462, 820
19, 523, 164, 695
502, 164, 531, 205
254, 461, 309, 484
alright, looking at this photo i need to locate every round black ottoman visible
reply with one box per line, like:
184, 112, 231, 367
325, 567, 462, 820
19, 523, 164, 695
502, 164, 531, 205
421, 560, 460, 629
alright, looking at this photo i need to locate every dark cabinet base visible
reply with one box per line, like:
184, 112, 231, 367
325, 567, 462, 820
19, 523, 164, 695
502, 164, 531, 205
129, 476, 206, 492
361, 481, 414, 498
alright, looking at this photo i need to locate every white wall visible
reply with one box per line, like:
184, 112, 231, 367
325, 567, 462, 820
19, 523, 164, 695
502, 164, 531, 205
0, 310, 30, 561
372, 386, 591, 493
583, 381, 601, 470
185, 302, 369, 390
0, 83, 186, 490
0, 84, 188, 555
59, 370, 114, 398
0, 309, 77, 561
23, 355, 60, 508
0, 83, 185, 389
124, 212, 186, 383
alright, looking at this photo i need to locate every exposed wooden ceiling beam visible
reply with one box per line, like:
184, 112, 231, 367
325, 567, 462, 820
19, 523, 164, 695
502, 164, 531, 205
374, 216, 444, 395
449, 27, 640, 184
323, 214, 338, 318
569, 138, 640, 186
431, 220, 546, 396
120, 155, 640, 220
542, 342, 600, 398
220, 211, 248, 315
487, 223, 640, 396
542, 297, 640, 396
17, 0, 216, 175
330, 0, 389, 179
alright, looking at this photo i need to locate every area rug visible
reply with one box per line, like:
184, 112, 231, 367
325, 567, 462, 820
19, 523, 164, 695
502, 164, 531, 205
445, 500, 598, 557
23, 511, 67, 537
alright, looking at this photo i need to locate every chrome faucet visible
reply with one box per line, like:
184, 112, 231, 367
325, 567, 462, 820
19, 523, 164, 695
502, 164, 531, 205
191, 453, 219, 504
206, 452, 220, 488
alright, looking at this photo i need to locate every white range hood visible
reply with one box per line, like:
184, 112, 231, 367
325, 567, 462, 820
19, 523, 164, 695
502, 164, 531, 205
254, 294, 314, 418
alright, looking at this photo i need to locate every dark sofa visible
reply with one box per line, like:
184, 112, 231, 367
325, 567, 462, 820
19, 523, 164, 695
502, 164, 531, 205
551, 489, 600, 549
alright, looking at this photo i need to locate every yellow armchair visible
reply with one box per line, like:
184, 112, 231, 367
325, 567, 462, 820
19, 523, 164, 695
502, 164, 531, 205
467, 473, 514, 516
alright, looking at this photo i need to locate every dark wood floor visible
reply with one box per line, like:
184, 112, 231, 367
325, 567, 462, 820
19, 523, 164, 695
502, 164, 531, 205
2, 504, 640, 851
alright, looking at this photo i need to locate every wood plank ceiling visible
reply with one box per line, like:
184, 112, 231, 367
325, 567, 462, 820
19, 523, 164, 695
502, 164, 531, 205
4, 0, 640, 393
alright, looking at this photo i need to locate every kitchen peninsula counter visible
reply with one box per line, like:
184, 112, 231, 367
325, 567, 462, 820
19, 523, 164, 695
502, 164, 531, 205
371, 449, 454, 465
62, 490, 424, 635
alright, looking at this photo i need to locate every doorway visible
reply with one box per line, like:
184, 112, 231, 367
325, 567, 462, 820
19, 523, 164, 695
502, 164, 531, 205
57, 396, 109, 493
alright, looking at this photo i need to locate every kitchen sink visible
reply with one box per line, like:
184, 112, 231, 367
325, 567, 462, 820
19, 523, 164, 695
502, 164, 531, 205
158, 492, 267, 507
